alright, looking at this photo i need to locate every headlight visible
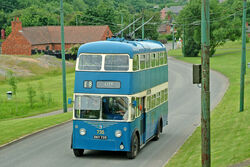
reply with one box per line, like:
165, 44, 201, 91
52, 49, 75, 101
115, 130, 122, 138
80, 128, 86, 136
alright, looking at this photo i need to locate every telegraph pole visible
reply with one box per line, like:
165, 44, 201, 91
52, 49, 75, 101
142, 14, 144, 39
240, 0, 247, 112
201, 0, 210, 166
60, 0, 67, 113
133, 15, 135, 39
121, 14, 124, 38
129, 17, 131, 34
172, 24, 175, 50
183, 24, 186, 57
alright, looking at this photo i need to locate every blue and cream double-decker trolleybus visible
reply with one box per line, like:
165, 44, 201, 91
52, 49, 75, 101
70, 38, 168, 159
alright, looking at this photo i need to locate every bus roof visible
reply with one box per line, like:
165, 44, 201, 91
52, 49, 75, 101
77, 38, 166, 58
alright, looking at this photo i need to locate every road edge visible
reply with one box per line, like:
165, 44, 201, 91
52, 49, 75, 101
0, 119, 72, 150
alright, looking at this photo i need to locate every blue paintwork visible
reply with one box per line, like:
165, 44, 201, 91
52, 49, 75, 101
73, 120, 132, 151
72, 39, 168, 153
72, 101, 168, 151
77, 40, 166, 58
74, 65, 168, 95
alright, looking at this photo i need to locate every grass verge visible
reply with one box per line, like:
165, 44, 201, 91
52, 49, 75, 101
166, 41, 250, 167
0, 72, 75, 120
0, 112, 72, 146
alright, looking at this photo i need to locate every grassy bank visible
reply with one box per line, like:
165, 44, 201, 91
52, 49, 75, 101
166, 41, 250, 166
0, 54, 75, 120
0, 112, 72, 146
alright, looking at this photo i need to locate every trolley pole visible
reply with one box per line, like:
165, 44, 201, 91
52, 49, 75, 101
60, 0, 67, 113
201, 0, 210, 166
240, 0, 247, 112
172, 24, 175, 50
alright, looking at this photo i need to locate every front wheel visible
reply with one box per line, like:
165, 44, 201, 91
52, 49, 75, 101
73, 149, 84, 157
127, 133, 139, 159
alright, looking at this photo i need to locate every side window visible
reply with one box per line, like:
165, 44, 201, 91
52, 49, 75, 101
136, 97, 140, 117
164, 51, 168, 64
140, 55, 146, 70
146, 54, 150, 68
156, 92, 160, 106
133, 55, 139, 71
161, 90, 164, 103
164, 89, 168, 101
155, 53, 159, 66
160, 52, 164, 65
151, 53, 156, 67
152, 94, 156, 109
131, 97, 136, 120
147, 96, 151, 110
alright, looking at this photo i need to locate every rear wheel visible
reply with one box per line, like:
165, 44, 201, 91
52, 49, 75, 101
73, 149, 84, 157
127, 133, 139, 159
153, 122, 161, 141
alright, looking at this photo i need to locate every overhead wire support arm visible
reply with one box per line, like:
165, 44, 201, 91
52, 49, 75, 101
129, 16, 154, 38
115, 17, 142, 37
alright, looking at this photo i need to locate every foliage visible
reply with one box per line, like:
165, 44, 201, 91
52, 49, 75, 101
0, 0, 189, 40
158, 33, 172, 43
69, 44, 80, 56
27, 84, 36, 107
177, 0, 242, 57
6, 71, 17, 95
38, 82, 45, 104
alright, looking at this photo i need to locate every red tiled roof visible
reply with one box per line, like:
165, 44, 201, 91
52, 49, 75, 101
21, 25, 110, 45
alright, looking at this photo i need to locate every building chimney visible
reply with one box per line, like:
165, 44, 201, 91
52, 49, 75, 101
11, 17, 22, 33
1, 29, 5, 39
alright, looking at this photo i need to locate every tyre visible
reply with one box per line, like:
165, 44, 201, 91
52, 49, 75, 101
153, 121, 161, 141
127, 133, 139, 159
73, 149, 84, 157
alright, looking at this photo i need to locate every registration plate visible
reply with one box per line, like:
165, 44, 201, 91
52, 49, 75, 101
93, 135, 107, 140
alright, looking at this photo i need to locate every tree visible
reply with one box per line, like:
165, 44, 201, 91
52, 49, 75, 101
7, 71, 17, 95
177, 0, 242, 57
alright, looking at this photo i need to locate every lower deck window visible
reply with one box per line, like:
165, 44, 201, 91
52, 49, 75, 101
74, 95, 101, 119
74, 95, 129, 120
102, 97, 128, 120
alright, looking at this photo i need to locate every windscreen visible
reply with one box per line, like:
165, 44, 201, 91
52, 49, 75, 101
74, 95, 101, 119
102, 97, 129, 120
104, 55, 129, 71
78, 55, 102, 70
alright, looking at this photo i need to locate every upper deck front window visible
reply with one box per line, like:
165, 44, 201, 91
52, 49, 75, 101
78, 55, 102, 70
77, 54, 129, 71
104, 55, 129, 71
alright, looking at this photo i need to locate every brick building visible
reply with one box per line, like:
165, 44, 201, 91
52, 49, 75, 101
159, 6, 183, 35
2, 18, 113, 55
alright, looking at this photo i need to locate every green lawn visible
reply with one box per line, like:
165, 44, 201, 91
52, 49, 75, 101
0, 112, 72, 146
166, 41, 250, 166
0, 54, 75, 120
0, 72, 75, 120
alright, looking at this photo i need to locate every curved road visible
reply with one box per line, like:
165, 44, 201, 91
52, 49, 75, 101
0, 58, 228, 167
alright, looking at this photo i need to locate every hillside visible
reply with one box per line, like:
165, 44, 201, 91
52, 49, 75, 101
0, 54, 75, 81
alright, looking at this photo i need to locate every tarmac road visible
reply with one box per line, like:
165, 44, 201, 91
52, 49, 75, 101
0, 57, 228, 167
